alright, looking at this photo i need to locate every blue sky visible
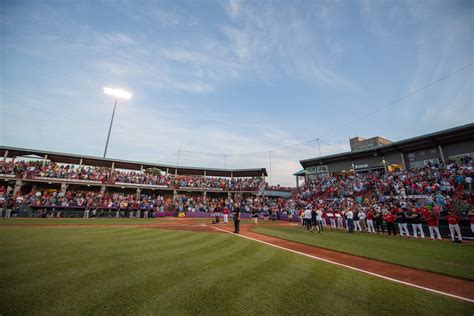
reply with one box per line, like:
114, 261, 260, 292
1, 0, 473, 185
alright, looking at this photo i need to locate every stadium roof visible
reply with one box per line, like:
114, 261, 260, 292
300, 123, 474, 168
0, 146, 268, 177
292, 169, 306, 176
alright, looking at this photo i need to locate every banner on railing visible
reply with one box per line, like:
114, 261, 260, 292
114, 182, 168, 189
33, 177, 102, 184
384, 195, 431, 199
177, 187, 223, 191
0, 174, 16, 178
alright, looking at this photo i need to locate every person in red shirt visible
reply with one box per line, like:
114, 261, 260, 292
468, 208, 474, 234
223, 207, 229, 224
384, 211, 396, 236
322, 211, 327, 227
420, 206, 430, 221
366, 210, 375, 234
447, 210, 463, 243
427, 211, 442, 240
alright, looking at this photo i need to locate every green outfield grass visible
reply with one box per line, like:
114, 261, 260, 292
0, 225, 472, 315
0, 218, 282, 227
0, 218, 212, 225
254, 225, 474, 280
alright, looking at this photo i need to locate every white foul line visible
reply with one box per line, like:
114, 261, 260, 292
212, 226, 474, 304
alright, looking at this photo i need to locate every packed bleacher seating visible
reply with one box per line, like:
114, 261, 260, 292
113, 170, 171, 186
0, 160, 264, 191
0, 161, 110, 182
1, 158, 472, 242
298, 160, 472, 200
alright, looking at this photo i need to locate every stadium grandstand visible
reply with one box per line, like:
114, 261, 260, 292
298, 123, 474, 182
0, 146, 282, 218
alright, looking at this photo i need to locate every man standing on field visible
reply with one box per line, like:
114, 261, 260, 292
223, 206, 229, 224
316, 208, 324, 233
83, 204, 90, 219
384, 211, 396, 235
410, 208, 425, 239
396, 210, 410, 238
468, 208, 474, 234
251, 207, 259, 227
447, 210, 463, 243
303, 208, 312, 231
427, 210, 442, 240
233, 203, 241, 234
346, 209, 354, 233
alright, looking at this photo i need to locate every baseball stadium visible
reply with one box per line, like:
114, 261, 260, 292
1, 1, 473, 315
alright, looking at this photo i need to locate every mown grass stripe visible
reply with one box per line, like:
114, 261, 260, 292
1, 226, 473, 315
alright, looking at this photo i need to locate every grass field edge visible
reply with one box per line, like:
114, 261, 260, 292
212, 226, 474, 304
253, 226, 474, 282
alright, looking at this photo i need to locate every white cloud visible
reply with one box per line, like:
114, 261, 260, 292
226, 0, 243, 19
219, 0, 355, 88
3, 1, 472, 186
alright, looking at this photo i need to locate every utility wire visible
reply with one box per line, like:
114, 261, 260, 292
213, 62, 474, 157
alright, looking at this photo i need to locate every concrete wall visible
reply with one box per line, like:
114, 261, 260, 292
404, 147, 440, 168
442, 140, 474, 158
326, 161, 353, 173
353, 156, 384, 169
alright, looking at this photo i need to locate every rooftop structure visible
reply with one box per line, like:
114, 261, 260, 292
0, 146, 267, 178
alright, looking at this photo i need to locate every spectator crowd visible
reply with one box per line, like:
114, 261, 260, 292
1, 158, 473, 242
291, 158, 473, 242
0, 160, 264, 191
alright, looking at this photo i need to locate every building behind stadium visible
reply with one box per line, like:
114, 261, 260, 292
296, 123, 474, 185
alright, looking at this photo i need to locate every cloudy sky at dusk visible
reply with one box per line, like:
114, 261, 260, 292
1, 0, 472, 185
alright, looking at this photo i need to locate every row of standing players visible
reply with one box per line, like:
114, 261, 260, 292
300, 208, 470, 243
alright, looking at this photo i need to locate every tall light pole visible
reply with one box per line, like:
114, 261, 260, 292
103, 87, 132, 158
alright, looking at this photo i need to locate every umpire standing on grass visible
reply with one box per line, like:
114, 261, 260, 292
232, 202, 241, 234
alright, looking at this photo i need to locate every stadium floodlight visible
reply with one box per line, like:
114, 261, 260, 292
103, 87, 132, 100
102, 87, 132, 158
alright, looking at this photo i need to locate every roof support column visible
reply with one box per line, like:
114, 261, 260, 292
42, 155, 48, 168
3, 150, 8, 162
110, 162, 115, 185
79, 158, 83, 167
400, 153, 407, 170
12, 180, 23, 196
204, 170, 207, 177
60, 183, 68, 194
438, 145, 446, 163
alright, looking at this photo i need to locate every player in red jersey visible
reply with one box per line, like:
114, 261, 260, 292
427, 211, 442, 240
447, 210, 463, 243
